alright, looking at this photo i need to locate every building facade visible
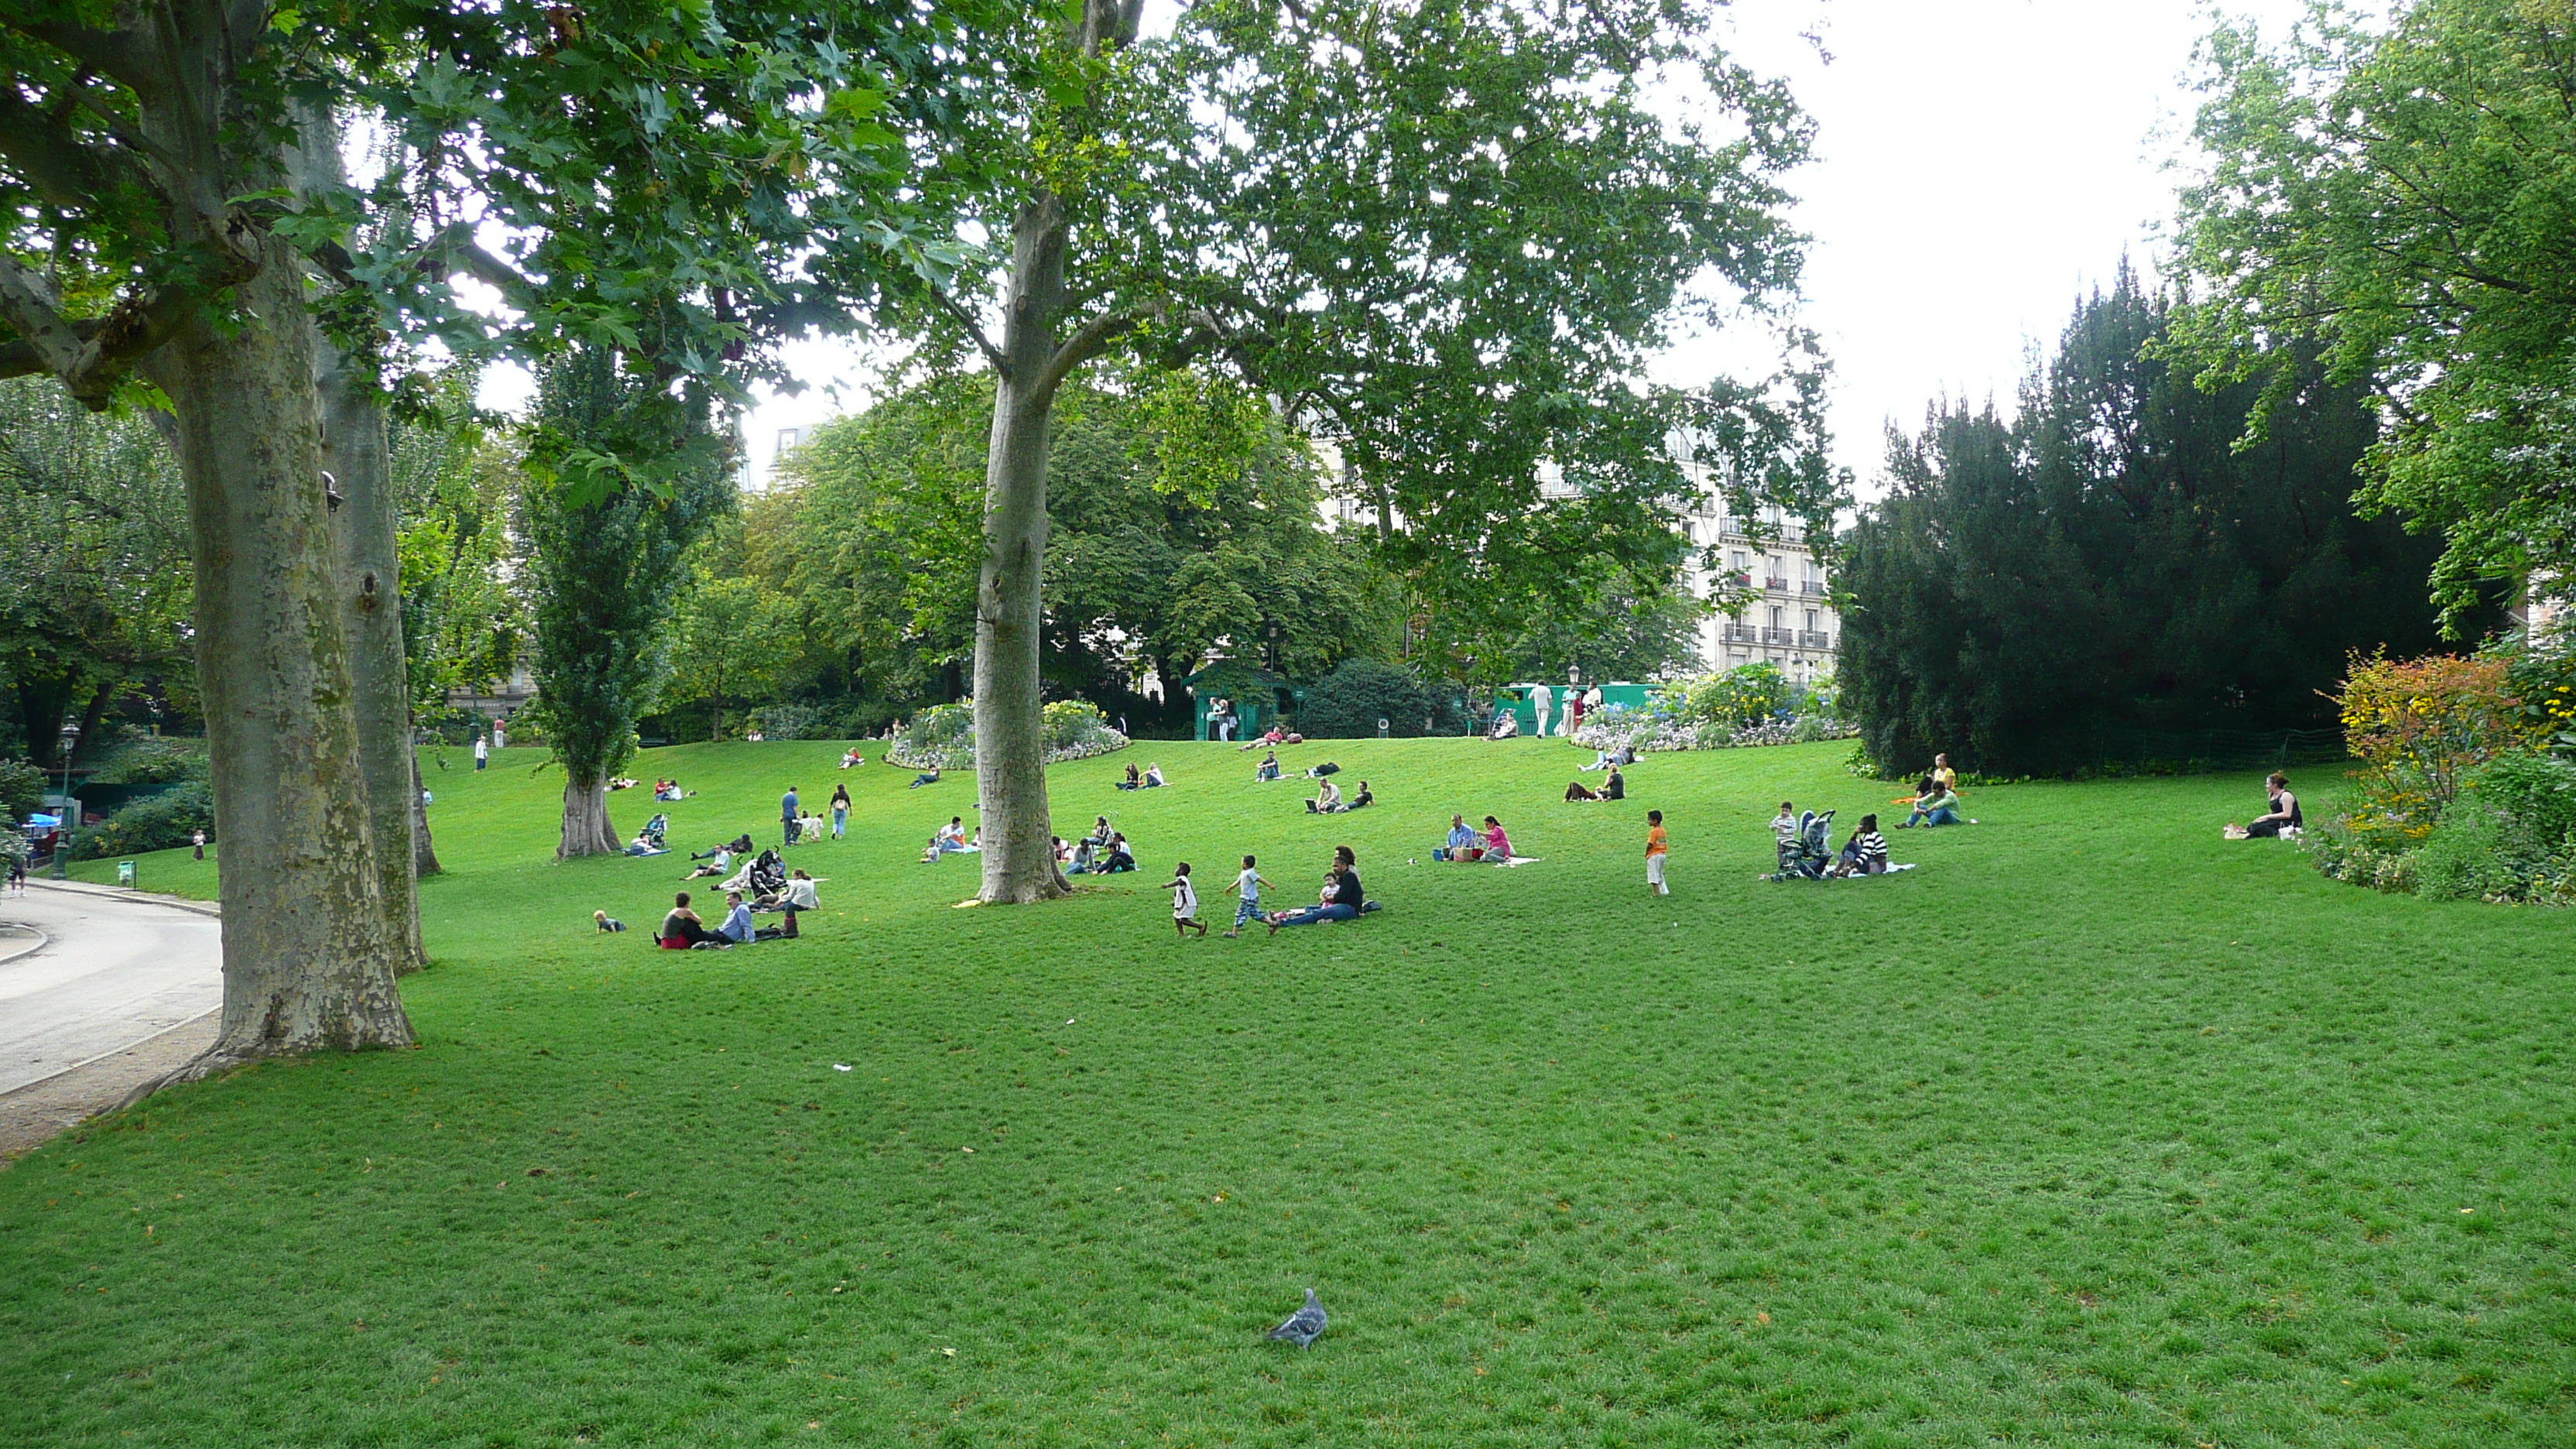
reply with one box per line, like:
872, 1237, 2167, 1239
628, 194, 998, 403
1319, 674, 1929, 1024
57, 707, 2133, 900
1680, 494, 1837, 683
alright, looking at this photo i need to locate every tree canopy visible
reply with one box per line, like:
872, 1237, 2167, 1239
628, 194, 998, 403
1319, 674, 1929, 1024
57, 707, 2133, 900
2175, 0, 2576, 627
1841, 274, 2470, 777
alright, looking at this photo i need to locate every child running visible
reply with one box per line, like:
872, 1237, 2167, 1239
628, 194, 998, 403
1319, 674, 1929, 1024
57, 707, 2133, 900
1645, 810, 1669, 896
1224, 854, 1274, 938
1165, 862, 1210, 937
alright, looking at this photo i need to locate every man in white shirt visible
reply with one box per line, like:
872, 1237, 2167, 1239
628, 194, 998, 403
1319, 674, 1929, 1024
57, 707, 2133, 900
473, 733, 488, 770
1530, 683, 1552, 739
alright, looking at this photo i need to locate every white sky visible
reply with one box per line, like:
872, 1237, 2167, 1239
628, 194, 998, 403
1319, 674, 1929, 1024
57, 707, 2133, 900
483, 0, 2316, 494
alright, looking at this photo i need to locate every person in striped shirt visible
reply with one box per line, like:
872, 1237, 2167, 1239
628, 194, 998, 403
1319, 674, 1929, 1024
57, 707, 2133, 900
1832, 814, 1889, 876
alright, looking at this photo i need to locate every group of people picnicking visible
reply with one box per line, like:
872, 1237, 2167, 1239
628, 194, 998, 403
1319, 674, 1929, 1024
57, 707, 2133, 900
1056, 817, 1138, 875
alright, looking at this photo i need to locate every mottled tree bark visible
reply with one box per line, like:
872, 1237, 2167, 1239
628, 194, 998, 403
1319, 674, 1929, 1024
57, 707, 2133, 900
560, 775, 618, 860
315, 333, 426, 972
145, 235, 414, 1059
975, 194, 1077, 905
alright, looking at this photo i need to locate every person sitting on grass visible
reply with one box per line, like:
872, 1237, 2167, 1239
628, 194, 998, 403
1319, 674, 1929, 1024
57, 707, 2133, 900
1601, 766, 1625, 801
682, 847, 733, 881
839, 748, 866, 769
1307, 778, 1345, 814
716, 890, 757, 944
908, 767, 942, 789
1486, 711, 1519, 740
1101, 833, 1138, 873
1144, 762, 1166, 788
1067, 837, 1098, 875
1831, 814, 1889, 876
1347, 779, 1372, 809
1901, 780, 1965, 827
625, 826, 666, 857
779, 868, 820, 912
1087, 816, 1115, 851
935, 817, 968, 853
1052, 835, 1072, 866
659, 891, 727, 949
1565, 779, 1600, 802
1254, 750, 1282, 782
1164, 862, 1210, 937
1267, 845, 1365, 930
692, 832, 752, 861
2228, 772, 2304, 839
1118, 762, 1143, 790
1482, 815, 1512, 862
1439, 814, 1481, 861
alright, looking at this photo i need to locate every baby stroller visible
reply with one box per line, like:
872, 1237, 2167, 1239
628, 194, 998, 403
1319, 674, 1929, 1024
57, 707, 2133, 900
1768, 809, 1834, 882
641, 813, 670, 850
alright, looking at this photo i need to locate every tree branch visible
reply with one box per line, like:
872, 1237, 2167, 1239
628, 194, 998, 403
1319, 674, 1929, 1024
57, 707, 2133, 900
0, 83, 149, 211
1033, 303, 1160, 405
0, 255, 90, 380
928, 286, 1008, 373
2, 18, 151, 87
0, 214, 262, 405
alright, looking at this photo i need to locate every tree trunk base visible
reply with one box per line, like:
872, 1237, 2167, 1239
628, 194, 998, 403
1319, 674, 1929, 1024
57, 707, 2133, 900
980, 862, 1074, 905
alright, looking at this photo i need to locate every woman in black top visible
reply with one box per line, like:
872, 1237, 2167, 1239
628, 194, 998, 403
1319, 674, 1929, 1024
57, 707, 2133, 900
2241, 772, 2304, 837
1601, 766, 1625, 800
1270, 846, 1363, 930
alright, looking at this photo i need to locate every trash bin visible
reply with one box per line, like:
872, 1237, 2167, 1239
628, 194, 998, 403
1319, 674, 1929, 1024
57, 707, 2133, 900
1377, 718, 1389, 738
118, 860, 135, 886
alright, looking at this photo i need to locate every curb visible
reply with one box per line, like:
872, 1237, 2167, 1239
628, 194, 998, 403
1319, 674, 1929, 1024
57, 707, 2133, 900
22, 876, 222, 920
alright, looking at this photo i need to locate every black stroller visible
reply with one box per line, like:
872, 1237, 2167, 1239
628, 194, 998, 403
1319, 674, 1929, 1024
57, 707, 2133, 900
747, 848, 788, 903
1767, 809, 1834, 881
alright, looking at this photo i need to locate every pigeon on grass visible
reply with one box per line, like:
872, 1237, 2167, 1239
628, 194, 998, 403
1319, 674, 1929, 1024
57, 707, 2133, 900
1266, 1287, 1327, 1348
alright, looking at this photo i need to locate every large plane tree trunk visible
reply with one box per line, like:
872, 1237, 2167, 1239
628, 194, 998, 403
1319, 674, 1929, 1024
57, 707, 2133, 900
316, 334, 426, 973
298, 104, 426, 971
974, 194, 1077, 905
147, 235, 415, 1060
560, 775, 618, 860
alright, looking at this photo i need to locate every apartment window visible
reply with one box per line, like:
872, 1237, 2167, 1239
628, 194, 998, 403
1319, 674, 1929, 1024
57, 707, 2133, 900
1805, 609, 1817, 632
775, 426, 807, 454
1768, 605, 1782, 629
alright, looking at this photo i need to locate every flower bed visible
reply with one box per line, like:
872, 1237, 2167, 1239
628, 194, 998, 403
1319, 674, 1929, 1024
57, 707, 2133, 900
885, 699, 1131, 771
1572, 709, 1858, 755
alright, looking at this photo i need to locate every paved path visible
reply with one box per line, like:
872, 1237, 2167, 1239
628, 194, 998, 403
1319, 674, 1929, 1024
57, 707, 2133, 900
0, 881, 222, 1098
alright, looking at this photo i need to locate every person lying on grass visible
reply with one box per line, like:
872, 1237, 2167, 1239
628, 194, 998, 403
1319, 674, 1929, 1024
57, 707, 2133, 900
839, 748, 865, 769
908, 767, 942, 789
682, 848, 733, 881
1268, 845, 1364, 931
1566, 779, 1601, 802
1347, 779, 1372, 809
693, 833, 752, 861
1240, 724, 1286, 752
1164, 862, 1210, 937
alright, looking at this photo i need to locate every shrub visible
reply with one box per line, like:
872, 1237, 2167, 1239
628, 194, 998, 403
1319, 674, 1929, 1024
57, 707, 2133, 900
91, 737, 209, 786
0, 757, 43, 820
2334, 651, 2517, 845
75, 781, 215, 859
750, 704, 828, 741
1295, 659, 1447, 738
1659, 662, 1793, 731
1042, 700, 1128, 759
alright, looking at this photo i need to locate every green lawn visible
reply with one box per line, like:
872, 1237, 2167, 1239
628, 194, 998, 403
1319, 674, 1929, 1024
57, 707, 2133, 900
10, 737, 2573, 1447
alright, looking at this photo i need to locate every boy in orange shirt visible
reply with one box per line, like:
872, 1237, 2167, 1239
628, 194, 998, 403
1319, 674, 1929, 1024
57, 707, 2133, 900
1645, 809, 1669, 896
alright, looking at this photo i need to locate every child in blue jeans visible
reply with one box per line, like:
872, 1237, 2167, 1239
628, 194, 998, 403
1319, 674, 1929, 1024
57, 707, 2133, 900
1223, 854, 1274, 938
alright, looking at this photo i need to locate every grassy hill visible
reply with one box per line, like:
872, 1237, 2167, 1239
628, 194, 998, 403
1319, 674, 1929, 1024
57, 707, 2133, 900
13, 737, 2574, 1446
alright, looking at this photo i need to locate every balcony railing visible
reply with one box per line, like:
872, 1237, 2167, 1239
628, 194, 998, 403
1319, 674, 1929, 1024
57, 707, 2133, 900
1762, 627, 1796, 646
1763, 577, 1790, 592
1800, 581, 1827, 595
1800, 630, 1834, 650
1721, 623, 1762, 645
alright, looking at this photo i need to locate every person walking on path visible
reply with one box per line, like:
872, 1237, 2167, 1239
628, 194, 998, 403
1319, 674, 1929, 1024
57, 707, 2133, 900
1645, 810, 1669, 896
829, 783, 851, 839
1225, 855, 1273, 937
492, 718, 508, 751
780, 786, 800, 849
474, 732, 488, 771
1530, 683, 1553, 739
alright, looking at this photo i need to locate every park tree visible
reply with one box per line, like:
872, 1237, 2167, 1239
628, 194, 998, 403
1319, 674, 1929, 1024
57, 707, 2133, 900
882, 0, 1834, 903
519, 350, 735, 858
1840, 276, 2465, 776
0, 379, 195, 768
2176, 0, 2576, 628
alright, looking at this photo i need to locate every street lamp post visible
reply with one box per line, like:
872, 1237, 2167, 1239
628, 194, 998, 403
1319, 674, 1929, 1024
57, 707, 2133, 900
53, 718, 77, 879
